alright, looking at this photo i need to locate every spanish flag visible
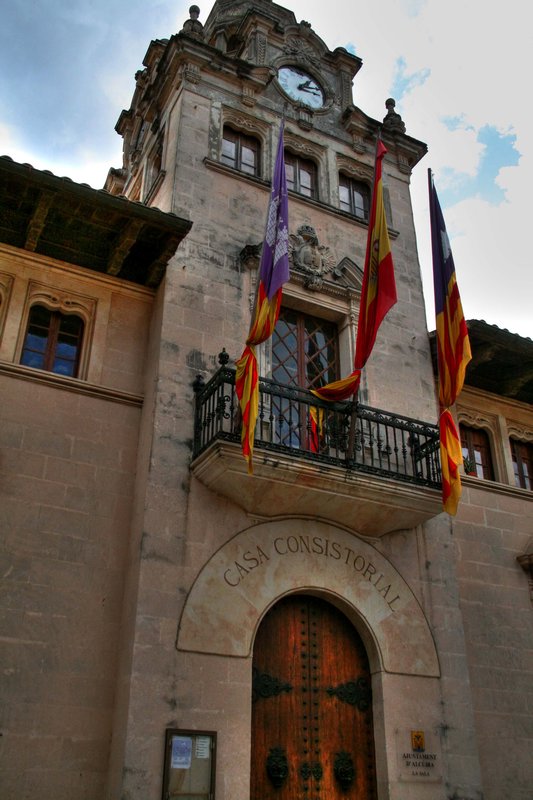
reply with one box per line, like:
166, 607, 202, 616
235, 122, 289, 473
429, 170, 471, 515
312, 138, 396, 402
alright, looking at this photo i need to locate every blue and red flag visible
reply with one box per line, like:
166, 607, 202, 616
236, 122, 289, 472
429, 169, 472, 515
312, 137, 397, 402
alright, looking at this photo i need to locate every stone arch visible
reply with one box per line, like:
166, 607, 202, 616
177, 518, 439, 677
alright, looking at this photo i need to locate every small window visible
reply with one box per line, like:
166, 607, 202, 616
339, 175, 370, 221
511, 439, 533, 490
460, 424, 494, 480
144, 133, 164, 197
20, 305, 84, 378
284, 151, 317, 199
221, 126, 260, 176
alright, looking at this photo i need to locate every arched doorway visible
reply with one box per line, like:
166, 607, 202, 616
251, 594, 377, 799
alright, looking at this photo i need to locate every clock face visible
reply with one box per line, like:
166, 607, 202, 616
277, 66, 325, 109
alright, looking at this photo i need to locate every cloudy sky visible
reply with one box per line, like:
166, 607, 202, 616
1, 0, 530, 338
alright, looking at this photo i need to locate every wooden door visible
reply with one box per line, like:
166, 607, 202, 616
251, 594, 377, 800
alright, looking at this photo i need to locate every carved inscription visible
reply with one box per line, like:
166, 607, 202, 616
222, 535, 402, 611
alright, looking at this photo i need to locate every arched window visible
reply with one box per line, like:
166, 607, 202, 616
221, 126, 260, 176
511, 439, 533, 490
339, 175, 370, 221
460, 424, 494, 480
20, 305, 84, 378
284, 151, 317, 199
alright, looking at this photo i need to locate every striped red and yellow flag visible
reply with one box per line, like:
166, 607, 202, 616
312, 138, 396, 403
354, 138, 397, 373
235, 122, 289, 473
429, 170, 472, 515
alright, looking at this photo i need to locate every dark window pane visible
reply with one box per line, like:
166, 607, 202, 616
59, 314, 83, 336
55, 340, 78, 359
52, 358, 77, 377
24, 331, 48, 353
20, 305, 83, 378
21, 351, 45, 369
29, 306, 52, 327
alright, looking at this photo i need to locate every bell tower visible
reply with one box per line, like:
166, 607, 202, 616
104, 4, 447, 799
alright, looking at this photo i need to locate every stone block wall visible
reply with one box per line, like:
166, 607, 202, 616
0, 253, 153, 798
0, 377, 142, 798
455, 484, 533, 800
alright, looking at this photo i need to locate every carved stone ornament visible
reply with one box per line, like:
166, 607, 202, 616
180, 5, 205, 40
507, 422, 533, 442
283, 36, 321, 70
180, 62, 201, 84
289, 224, 335, 291
241, 83, 256, 106
382, 97, 406, 133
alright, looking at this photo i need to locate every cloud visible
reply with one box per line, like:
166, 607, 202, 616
0, 0, 530, 337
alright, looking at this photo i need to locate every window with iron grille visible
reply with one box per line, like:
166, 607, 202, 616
20, 305, 84, 378
284, 151, 317, 199
272, 308, 338, 390
270, 308, 338, 450
511, 439, 533, 490
339, 174, 370, 221
460, 424, 494, 480
220, 126, 260, 176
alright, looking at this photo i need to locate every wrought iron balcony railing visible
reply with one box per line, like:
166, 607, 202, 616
192, 357, 442, 491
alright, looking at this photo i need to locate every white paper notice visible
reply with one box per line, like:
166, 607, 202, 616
195, 736, 210, 759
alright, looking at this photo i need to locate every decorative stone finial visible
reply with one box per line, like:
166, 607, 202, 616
218, 348, 230, 366
382, 98, 406, 133
180, 5, 204, 39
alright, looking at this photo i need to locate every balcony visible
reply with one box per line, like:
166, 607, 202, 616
191, 361, 443, 537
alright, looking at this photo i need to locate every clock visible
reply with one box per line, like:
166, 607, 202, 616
277, 66, 325, 109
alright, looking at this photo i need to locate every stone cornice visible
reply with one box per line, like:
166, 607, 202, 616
0, 361, 144, 407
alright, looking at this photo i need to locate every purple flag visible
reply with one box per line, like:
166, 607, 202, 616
259, 121, 289, 300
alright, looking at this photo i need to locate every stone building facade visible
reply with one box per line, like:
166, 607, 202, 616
1, 1, 532, 799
